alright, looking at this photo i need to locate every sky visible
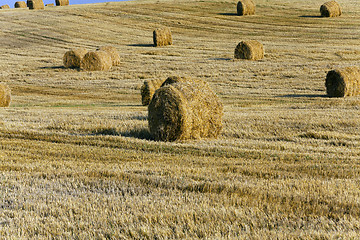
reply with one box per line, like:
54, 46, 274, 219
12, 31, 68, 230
1, 0, 125, 8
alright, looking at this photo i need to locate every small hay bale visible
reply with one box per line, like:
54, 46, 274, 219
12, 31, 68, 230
97, 46, 121, 66
160, 76, 189, 87
237, 0, 255, 16
15, 1, 27, 8
153, 27, 172, 47
148, 78, 223, 141
320, 1, 341, 17
0, 84, 11, 107
46, 3, 54, 6
27, 0, 44, 9
325, 66, 360, 97
234, 40, 264, 60
80, 51, 112, 71
0, 5, 10, 9
140, 79, 165, 106
63, 48, 88, 68
55, 0, 69, 6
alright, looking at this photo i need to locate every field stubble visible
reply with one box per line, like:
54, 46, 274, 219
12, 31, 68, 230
0, 0, 360, 238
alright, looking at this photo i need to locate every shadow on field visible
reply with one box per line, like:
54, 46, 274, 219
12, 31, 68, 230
218, 13, 238, 16
278, 94, 328, 98
92, 127, 153, 140
299, 15, 323, 18
209, 57, 232, 61
128, 43, 154, 47
40, 66, 66, 69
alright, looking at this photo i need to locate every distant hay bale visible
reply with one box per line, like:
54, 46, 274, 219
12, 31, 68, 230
320, 1, 341, 17
140, 79, 165, 106
14, 1, 27, 8
55, 0, 69, 6
0, 5, 10, 9
97, 46, 121, 66
237, 0, 255, 16
46, 3, 54, 6
234, 40, 264, 60
27, 0, 44, 9
0, 84, 11, 107
325, 67, 360, 97
80, 51, 112, 71
63, 48, 88, 68
148, 78, 223, 141
153, 27, 172, 47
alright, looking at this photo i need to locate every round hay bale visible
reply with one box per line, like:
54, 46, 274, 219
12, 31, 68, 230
55, 0, 69, 6
234, 40, 264, 60
153, 27, 172, 47
46, 3, 54, 6
140, 79, 165, 106
63, 48, 88, 68
27, 0, 45, 9
160, 76, 189, 87
237, 0, 255, 16
325, 66, 360, 97
80, 51, 112, 71
0, 5, 10, 9
0, 84, 11, 107
320, 1, 341, 17
148, 78, 223, 141
14, 1, 27, 8
97, 46, 121, 66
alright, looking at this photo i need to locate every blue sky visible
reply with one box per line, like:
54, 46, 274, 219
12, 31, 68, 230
1, 0, 125, 7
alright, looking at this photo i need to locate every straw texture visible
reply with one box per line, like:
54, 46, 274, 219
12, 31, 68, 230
325, 67, 360, 97
0, 84, 11, 107
153, 27, 172, 47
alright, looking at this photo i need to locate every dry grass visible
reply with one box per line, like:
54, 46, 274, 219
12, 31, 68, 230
0, 0, 360, 238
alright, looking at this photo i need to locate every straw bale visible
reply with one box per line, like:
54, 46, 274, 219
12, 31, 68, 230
325, 66, 360, 97
27, 0, 44, 9
0, 84, 11, 107
0, 5, 10, 9
237, 0, 255, 16
46, 3, 54, 6
15, 1, 27, 8
140, 79, 165, 106
80, 51, 112, 71
234, 40, 264, 60
153, 27, 172, 47
97, 46, 121, 66
148, 78, 223, 141
320, 1, 341, 17
63, 48, 88, 68
55, 0, 69, 6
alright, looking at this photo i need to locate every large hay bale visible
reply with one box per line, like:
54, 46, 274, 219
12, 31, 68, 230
0, 5, 10, 9
234, 40, 264, 60
320, 1, 341, 17
55, 0, 69, 6
148, 78, 223, 141
160, 76, 189, 87
153, 27, 172, 47
63, 48, 88, 68
0, 84, 11, 107
237, 0, 255, 16
140, 79, 165, 106
97, 46, 121, 66
80, 51, 112, 71
325, 67, 360, 97
14, 1, 27, 8
27, 0, 44, 9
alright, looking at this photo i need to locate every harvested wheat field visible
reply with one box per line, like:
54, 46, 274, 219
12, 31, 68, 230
0, 0, 360, 238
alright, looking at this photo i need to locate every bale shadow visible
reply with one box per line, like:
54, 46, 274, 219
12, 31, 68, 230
39, 66, 66, 69
299, 15, 322, 18
209, 57, 232, 61
218, 13, 238, 16
278, 94, 328, 98
128, 43, 154, 48
92, 126, 153, 140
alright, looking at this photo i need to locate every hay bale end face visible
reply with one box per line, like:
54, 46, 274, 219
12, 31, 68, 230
0, 5, 10, 9
63, 48, 88, 68
148, 78, 223, 141
153, 27, 172, 47
0, 84, 11, 107
14, 1, 27, 8
97, 46, 121, 66
55, 0, 69, 6
80, 51, 112, 71
237, 0, 255, 16
140, 79, 165, 106
325, 67, 360, 97
234, 40, 264, 60
320, 1, 341, 17
27, 0, 44, 9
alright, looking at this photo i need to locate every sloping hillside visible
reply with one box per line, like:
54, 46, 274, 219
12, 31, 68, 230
1, 0, 360, 238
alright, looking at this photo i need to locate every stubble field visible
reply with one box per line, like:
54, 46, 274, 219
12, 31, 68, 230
0, 0, 360, 238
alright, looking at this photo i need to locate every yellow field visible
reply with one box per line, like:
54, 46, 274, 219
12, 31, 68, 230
1, 0, 360, 238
